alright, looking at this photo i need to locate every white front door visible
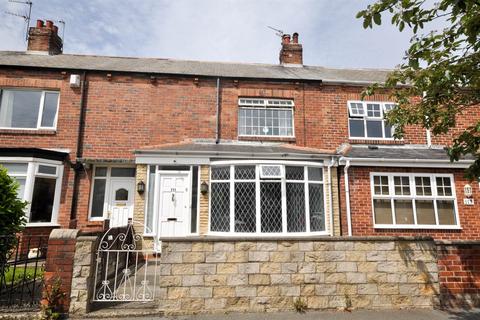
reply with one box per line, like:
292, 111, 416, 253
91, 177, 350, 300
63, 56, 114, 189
157, 172, 190, 238
108, 179, 134, 228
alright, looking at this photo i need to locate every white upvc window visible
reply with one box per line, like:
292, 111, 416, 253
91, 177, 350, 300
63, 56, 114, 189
348, 101, 397, 139
0, 89, 60, 130
370, 172, 460, 229
238, 98, 294, 137
0, 158, 63, 226
209, 161, 327, 235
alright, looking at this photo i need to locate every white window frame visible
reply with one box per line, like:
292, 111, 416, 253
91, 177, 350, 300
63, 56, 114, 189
370, 172, 461, 229
348, 100, 397, 140
88, 165, 136, 222
0, 89, 60, 130
238, 98, 295, 138
0, 157, 63, 227
208, 160, 328, 236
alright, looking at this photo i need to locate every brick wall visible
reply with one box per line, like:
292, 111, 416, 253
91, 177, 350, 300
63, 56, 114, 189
159, 237, 438, 315
339, 166, 480, 240
437, 241, 480, 308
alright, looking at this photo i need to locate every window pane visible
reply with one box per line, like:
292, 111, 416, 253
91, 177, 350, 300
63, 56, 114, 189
0, 163, 28, 174
286, 183, 306, 232
373, 199, 392, 224
394, 200, 414, 224
95, 167, 107, 177
415, 177, 432, 196
235, 165, 255, 180
367, 103, 382, 117
437, 200, 456, 225
308, 167, 323, 181
366, 120, 383, 138
91, 179, 106, 218
415, 200, 436, 224
40, 92, 59, 127
238, 107, 293, 137
111, 167, 135, 177
348, 102, 365, 116
436, 177, 453, 196
260, 182, 282, 233
29, 177, 56, 223
349, 119, 365, 137
286, 166, 304, 180
146, 166, 155, 232
394, 176, 410, 195
211, 166, 230, 180
38, 165, 57, 175
309, 183, 325, 231
373, 175, 389, 195
384, 124, 394, 138
0, 90, 41, 128
210, 183, 230, 232
234, 182, 256, 233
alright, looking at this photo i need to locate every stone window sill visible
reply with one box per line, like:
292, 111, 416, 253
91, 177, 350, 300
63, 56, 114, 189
349, 139, 404, 145
238, 136, 296, 143
0, 129, 57, 135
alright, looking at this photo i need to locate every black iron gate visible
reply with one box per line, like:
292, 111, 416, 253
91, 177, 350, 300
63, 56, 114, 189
0, 234, 48, 309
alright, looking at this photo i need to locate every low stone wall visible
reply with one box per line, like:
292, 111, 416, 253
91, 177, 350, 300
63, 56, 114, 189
159, 237, 439, 315
437, 241, 480, 308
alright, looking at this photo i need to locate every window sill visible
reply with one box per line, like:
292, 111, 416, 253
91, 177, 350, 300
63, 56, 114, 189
0, 129, 57, 135
374, 224, 462, 230
238, 136, 296, 143
26, 223, 61, 228
349, 138, 404, 145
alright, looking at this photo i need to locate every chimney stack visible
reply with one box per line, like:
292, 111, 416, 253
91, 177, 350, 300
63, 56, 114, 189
27, 19, 63, 55
279, 32, 303, 65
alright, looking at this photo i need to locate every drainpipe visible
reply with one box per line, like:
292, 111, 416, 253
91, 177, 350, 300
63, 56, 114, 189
344, 159, 352, 236
327, 157, 335, 236
70, 71, 88, 227
215, 77, 221, 144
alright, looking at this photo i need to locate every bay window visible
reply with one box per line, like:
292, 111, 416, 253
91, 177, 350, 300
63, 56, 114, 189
238, 98, 294, 137
348, 101, 396, 139
210, 162, 326, 235
371, 173, 459, 228
0, 159, 63, 225
0, 89, 60, 129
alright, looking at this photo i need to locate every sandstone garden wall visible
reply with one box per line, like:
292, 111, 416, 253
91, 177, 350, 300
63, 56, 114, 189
158, 237, 439, 315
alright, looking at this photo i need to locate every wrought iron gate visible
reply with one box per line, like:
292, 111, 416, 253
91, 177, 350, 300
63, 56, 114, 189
92, 220, 159, 302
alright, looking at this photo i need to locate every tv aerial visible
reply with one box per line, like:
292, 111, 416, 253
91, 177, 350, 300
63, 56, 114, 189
267, 26, 284, 38
5, 0, 33, 41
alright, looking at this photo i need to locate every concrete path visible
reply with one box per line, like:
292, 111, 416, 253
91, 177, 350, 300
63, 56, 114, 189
98, 309, 480, 320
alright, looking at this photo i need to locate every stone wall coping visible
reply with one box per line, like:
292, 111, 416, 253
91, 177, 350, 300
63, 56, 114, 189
436, 240, 480, 246
49, 228, 79, 240
76, 235, 98, 242
159, 235, 434, 242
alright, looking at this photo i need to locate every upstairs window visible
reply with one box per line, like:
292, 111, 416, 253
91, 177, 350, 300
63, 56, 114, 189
348, 101, 396, 139
238, 98, 294, 137
0, 89, 59, 129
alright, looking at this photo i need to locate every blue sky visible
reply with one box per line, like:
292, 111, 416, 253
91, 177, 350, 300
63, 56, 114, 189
0, 0, 415, 68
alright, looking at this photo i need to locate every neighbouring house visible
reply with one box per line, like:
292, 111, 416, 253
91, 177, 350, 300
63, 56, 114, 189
0, 20, 478, 245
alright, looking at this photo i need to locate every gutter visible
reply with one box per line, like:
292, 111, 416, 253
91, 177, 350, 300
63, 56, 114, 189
70, 71, 88, 226
338, 156, 473, 168
344, 159, 352, 236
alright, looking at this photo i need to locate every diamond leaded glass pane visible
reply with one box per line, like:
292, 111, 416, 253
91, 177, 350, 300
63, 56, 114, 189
286, 183, 306, 232
260, 182, 282, 233
260, 165, 281, 178
210, 183, 230, 232
235, 166, 255, 180
286, 166, 304, 181
234, 182, 256, 232
309, 183, 325, 231
211, 166, 230, 180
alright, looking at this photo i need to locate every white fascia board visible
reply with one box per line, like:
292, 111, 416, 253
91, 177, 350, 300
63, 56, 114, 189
338, 156, 473, 168
135, 155, 210, 165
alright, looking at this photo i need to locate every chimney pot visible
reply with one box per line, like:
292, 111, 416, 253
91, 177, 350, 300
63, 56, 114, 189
292, 32, 299, 44
46, 20, 54, 29
53, 25, 58, 34
36, 20, 44, 28
282, 34, 291, 45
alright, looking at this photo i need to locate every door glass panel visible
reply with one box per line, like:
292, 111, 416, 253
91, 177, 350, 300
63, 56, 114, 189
394, 200, 414, 224
115, 188, 128, 201
146, 166, 155, 232
373, 199, 392, 224
416, 200, 436, 224
30, 177, 56, 222
111, 168, 135, 177
95, 167, 107, 177
191, 166, 198, 233
91, 179, 106, 218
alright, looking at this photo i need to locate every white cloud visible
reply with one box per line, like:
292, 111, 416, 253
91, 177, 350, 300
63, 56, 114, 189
0, 0, 428, 68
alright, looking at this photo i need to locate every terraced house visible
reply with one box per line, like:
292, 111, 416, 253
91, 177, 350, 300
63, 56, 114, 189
1, 20, 479, 314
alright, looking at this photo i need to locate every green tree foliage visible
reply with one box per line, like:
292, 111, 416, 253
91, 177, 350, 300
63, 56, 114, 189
357, 0, 480, 178
0, 165, 27, 264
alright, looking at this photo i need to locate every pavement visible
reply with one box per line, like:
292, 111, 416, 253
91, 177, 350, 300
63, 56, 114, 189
96, 309, 480, 320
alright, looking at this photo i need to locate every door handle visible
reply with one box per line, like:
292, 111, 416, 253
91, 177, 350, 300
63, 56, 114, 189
171, 193, 175, 202
167, 218, 177, 222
